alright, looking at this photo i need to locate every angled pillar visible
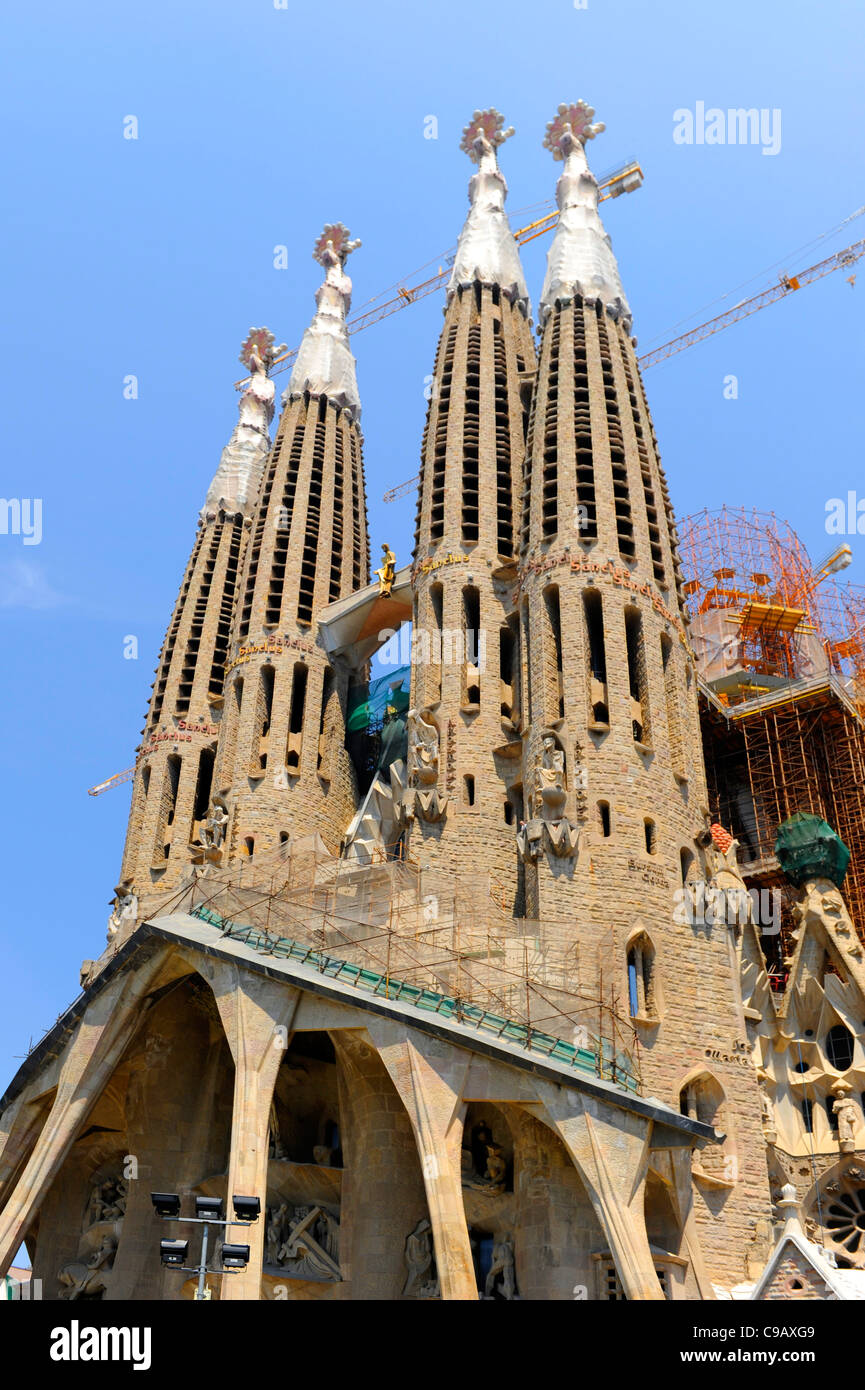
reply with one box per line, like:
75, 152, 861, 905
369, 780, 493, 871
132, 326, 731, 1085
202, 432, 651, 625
204, 960, 301, 1300
367, 1020, 476, 1301
532, 1083, 665, 1301
0, 953, 169, 1275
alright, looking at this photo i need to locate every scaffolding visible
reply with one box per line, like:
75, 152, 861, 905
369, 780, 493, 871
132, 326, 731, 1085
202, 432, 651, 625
681, 508, 865, 977
679, 506, 865, 705
701, 678, 865, 979
155, 840, 642, 1094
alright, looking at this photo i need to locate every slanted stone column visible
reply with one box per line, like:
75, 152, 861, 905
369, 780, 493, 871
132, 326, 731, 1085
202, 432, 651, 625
0, 954, 169, 1275
0, 1093, 52, 1205
655, 1146, 715, 1299
332, 1031, 429, 1299
205, 961, 300, 1300
367, 1021, 476, 1301
532, 1085, 664, 1301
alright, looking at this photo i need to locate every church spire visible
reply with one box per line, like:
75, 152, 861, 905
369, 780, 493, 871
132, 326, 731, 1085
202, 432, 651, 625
447, 108, 529, 310
539, 101, 631, 330
287, 223, 362, 422
202, 327, 285, 520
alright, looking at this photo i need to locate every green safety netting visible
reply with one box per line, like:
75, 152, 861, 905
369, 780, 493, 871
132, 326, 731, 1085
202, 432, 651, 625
346, 665, 411, 733
774, 813, 851, 889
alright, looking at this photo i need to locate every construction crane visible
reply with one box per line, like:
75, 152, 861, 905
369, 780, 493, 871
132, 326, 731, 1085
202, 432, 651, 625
234, 160, 645, 389
383, 233, 865, 502
88, 767, 135, 796
638, 237, 865, 369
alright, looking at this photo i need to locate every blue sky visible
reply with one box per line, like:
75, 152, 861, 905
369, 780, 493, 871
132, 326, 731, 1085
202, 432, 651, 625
1, 0, 863, 1094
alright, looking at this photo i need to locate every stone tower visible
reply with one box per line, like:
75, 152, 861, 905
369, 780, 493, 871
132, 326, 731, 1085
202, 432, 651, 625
212, 225, 370, 860
518, 104, 770, 1264
118, 329, 282, 901
518, 101, 699, 913
407, 110, 537, 905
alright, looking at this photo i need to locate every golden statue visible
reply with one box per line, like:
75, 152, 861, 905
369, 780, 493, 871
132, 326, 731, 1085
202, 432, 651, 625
375, 543, 396, 596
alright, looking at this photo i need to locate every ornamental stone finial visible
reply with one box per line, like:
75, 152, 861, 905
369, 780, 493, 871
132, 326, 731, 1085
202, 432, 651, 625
543, 101, 606, 160
313, 222, 362, 268
239, 326, 287, 376
459, 108, 515, 164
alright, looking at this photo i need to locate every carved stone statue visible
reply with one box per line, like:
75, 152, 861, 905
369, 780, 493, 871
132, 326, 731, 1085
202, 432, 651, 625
755, 1067, 777, 1144
404, 709, 448, 824
407, 710, 439, 788
277, 1205, 341, 1281
794, 879, 864, 962
517, 735, 579, 861
534, 735, 566, 821
403, 1217, 438, 1298
375, 543, 397, 596
265, 1203, 289, 1267
200, 799, 229, 851
832, 1083, 860, 1152
107, 882, 138, 942
58, 1235, 117, 1301
483, 1233, 516, 1300
484, 1144, 506, 1191
268, 1099, 287, 1160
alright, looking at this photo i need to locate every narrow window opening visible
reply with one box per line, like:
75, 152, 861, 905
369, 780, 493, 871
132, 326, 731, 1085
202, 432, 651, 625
599, 801, 611, 837
464, 774, 475, 806
644, 818, 657, 855
286, 662, 308, 771
625, 607, 651, 746
583, 588, 608, 727
543, 586, 564, 722
462, 586, 481, 707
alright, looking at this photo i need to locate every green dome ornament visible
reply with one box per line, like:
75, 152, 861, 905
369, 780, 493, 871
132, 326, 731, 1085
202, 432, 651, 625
774, 813, 851, 889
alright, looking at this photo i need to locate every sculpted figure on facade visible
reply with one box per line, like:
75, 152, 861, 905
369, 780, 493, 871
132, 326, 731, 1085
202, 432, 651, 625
517, 734, 579, 860
58, 1236, 117, 1301
107, 882, 138, 942
268, 1099, 287, 1161
794, 879, 864, 961
404, 709, 448, 823
198, 798, 230, 855
403, 1217, 438, 1298
832, 1083, 860, 1153
265, 1202, 290, 1267
276, 1205, 341, 1281
87, 1176, 127, 1227
375, 543, 397, 596
483, 1233, 516, 1300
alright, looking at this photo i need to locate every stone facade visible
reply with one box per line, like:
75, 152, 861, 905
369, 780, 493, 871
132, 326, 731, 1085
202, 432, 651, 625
3, 105, 847, 1303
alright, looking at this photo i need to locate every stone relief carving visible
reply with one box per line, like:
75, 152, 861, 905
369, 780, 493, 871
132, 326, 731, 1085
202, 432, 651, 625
87, 1176, 127, 1227
794, 879, 864, 961
265, 1203, 341, 1281
403, 1218, 439, 1298
402, 709, 448, 824
517, 735, 580, 861
58, 1236, 117, 1301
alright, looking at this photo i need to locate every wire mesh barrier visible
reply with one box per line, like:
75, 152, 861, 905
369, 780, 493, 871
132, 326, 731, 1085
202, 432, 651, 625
160, 846, 642, 1095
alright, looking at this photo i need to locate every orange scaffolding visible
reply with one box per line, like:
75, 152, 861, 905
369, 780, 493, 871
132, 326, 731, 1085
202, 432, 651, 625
682, 508, 865, 969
